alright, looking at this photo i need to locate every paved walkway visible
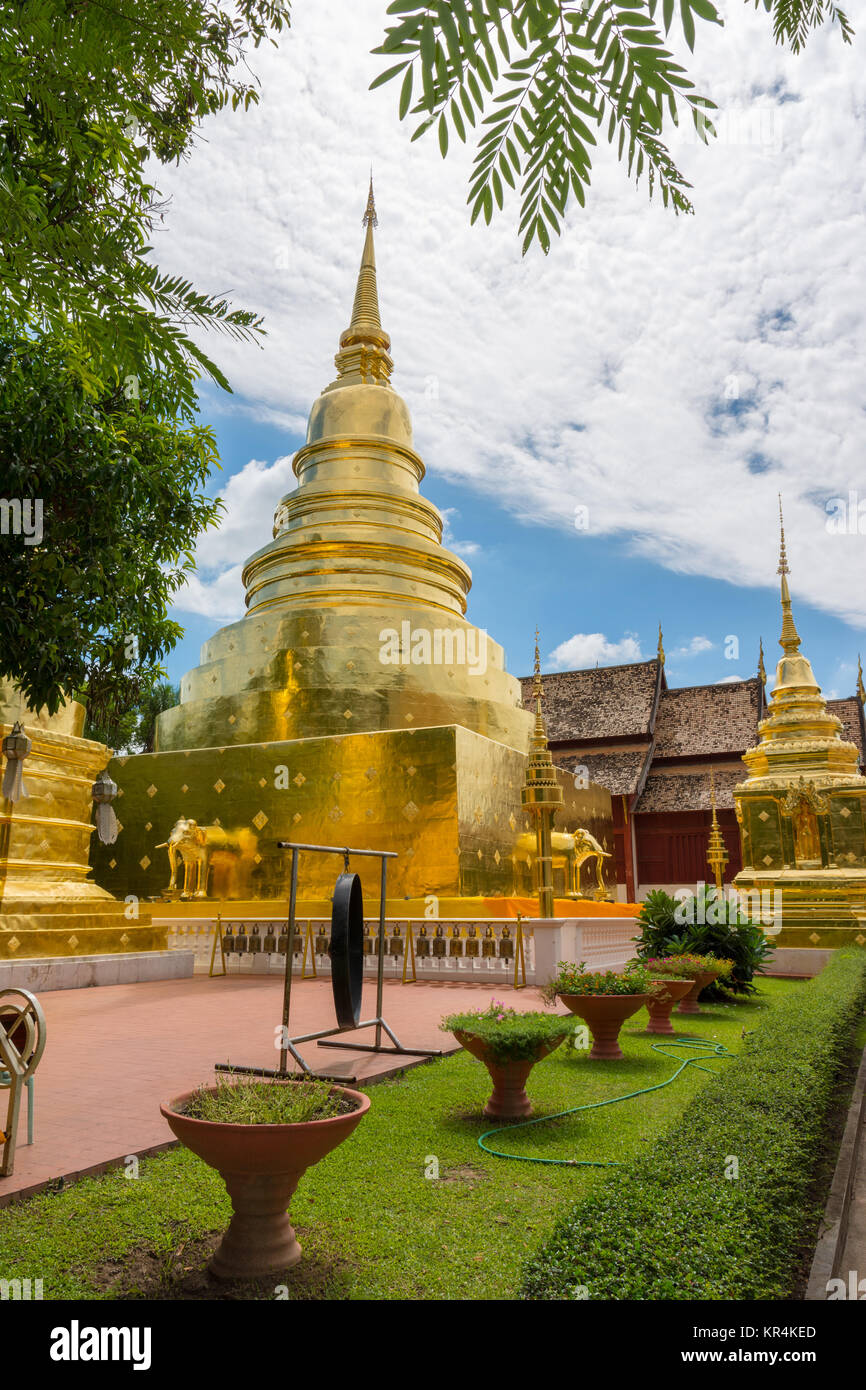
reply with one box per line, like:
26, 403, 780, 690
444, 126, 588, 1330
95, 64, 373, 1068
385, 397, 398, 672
1, 975, 537, 1204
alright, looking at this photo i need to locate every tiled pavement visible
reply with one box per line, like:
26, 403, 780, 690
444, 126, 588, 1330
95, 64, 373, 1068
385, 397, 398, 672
1, 974, 539, 1204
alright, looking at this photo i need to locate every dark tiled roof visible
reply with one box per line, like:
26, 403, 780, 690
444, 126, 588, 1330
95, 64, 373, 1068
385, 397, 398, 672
827, 697, 865, 757
554, 750, 649, 797
520, 659, 662, 742
635, 767, 745, 814
651, 679, 763, 759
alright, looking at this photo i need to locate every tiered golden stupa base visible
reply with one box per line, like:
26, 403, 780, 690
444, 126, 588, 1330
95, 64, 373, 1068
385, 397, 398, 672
92, 724, 616, 909
1, 685, 163, 961
0, 904, 166, 961
733, 868, 866, 950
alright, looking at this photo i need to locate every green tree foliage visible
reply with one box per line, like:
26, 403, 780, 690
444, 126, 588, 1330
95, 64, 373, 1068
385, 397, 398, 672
0, 315, 222, 718
0, 1, 290, 723
372, 0, 853, 253
0, 0, 291, 409
84, 678, 181, 754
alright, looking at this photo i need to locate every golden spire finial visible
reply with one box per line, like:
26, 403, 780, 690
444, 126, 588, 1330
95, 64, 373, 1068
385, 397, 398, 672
857, 654, 866, 706
758, 637, 767, 688
777, 493, 789, 577
332, 180, 393, 384
776, 495, 801, 656
363, 172, 378, 229
706, 768, 728, 892
531, 627, 545, 726
522, 625, 563, 917
657, 623, 665, 665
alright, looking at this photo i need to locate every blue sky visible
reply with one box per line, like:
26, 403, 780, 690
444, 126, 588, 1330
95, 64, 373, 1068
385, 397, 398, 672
152, 1, 866, 707
165, 388, 863, 702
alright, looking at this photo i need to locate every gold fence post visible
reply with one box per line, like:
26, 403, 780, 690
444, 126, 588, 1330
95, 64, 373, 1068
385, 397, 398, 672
301, 919, 317, 979
514, 912, 527, 990
209, 912, 227, 978
402, 921, 417, 983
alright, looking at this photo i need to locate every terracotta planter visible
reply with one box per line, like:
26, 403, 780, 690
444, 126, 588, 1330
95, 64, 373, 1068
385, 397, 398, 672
557, 992, 651, 1060
645, 978, 694, 1034
161, 1080, 370, 1280
676, 969, 722, 1016
453, 1030, 569, 1118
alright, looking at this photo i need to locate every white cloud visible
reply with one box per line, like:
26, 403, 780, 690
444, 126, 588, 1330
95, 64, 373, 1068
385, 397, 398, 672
716, 674, 745, 683
673, 635, 715, 658
440, 507, 481, 559
150, 1, 866, 629
548, 632, 643, 670
173, 454, 295, 617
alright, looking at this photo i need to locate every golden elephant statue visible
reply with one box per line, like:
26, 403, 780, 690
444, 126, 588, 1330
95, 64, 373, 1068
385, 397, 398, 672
570, 828, 612, 898
157, 818, 239, 900
515, 826, 611, 899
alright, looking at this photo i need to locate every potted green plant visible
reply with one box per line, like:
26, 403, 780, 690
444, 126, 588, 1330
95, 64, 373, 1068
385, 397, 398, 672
441, 1001, 575, 1119
639, 958, 696, 1034
160, 1074, 369, 1280
659, 952, 734, 1015
541, 962, 654, 1059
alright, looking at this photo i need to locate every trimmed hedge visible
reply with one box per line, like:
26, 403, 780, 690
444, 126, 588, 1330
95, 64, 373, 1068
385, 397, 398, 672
521, 947, 866, 1301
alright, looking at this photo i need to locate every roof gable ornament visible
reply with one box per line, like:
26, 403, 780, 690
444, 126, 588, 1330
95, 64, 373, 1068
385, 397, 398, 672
657, 623, 665, 666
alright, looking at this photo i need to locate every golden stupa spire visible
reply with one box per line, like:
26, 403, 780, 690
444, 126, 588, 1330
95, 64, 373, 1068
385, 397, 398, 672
777, 495, 802, 657
522, 627, 563, 917
333, 176, 393, 385
740, 494, 851, 776
857, 654, 866, 706
531, 627, 545, 732
657, 623, 665, 665
363, 172, 378, 228
706, 769, 728, 893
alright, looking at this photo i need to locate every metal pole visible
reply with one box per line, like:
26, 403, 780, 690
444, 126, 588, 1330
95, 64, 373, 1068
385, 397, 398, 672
375, 855, 388, 1049
279, 847, 299, 1074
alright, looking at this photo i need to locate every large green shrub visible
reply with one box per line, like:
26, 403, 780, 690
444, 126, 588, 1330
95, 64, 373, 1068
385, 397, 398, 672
634, 886, 775, 995
521, 948, 866, 1301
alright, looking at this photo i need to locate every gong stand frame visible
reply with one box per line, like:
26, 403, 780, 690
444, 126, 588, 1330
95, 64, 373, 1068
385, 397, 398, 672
214, 841, 445, 1084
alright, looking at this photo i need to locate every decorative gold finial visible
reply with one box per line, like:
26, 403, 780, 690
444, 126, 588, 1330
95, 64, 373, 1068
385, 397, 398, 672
363, 173, 378, 229
777, 493, 789, 577
332, 181, 392, 385
857, 654, 866, 706
522, 626, 563, 918
706, 769, 728, 893
657, 623, 665, 665
776, 495, 801, 657
532, 627, 543, 698
758, 637, 766, 688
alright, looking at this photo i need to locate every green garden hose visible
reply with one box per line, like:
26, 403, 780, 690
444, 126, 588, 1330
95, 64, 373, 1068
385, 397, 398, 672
477, 1035, 735, 1167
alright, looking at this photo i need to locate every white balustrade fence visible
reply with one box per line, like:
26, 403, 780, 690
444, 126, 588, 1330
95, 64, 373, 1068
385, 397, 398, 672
160, 915, 638, 986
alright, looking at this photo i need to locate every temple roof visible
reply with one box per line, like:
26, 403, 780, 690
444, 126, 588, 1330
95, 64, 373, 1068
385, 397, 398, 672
652, 678, 764, 760
635, 766, 744, 814
827, 697, 866, 760
519, 659, 663, 743
556, 749, 650, 797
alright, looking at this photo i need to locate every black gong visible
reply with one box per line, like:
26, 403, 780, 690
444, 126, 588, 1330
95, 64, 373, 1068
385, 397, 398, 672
330, 872, 364, 1028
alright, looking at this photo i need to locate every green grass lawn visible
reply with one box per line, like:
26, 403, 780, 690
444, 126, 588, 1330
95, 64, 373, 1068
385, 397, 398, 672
0, 979, 803, 1301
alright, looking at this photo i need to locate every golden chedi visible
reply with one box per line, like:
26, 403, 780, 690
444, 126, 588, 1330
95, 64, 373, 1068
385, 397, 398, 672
93, 187, 613, 913
0, 681, 162, 961
733, 505, 866, 947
